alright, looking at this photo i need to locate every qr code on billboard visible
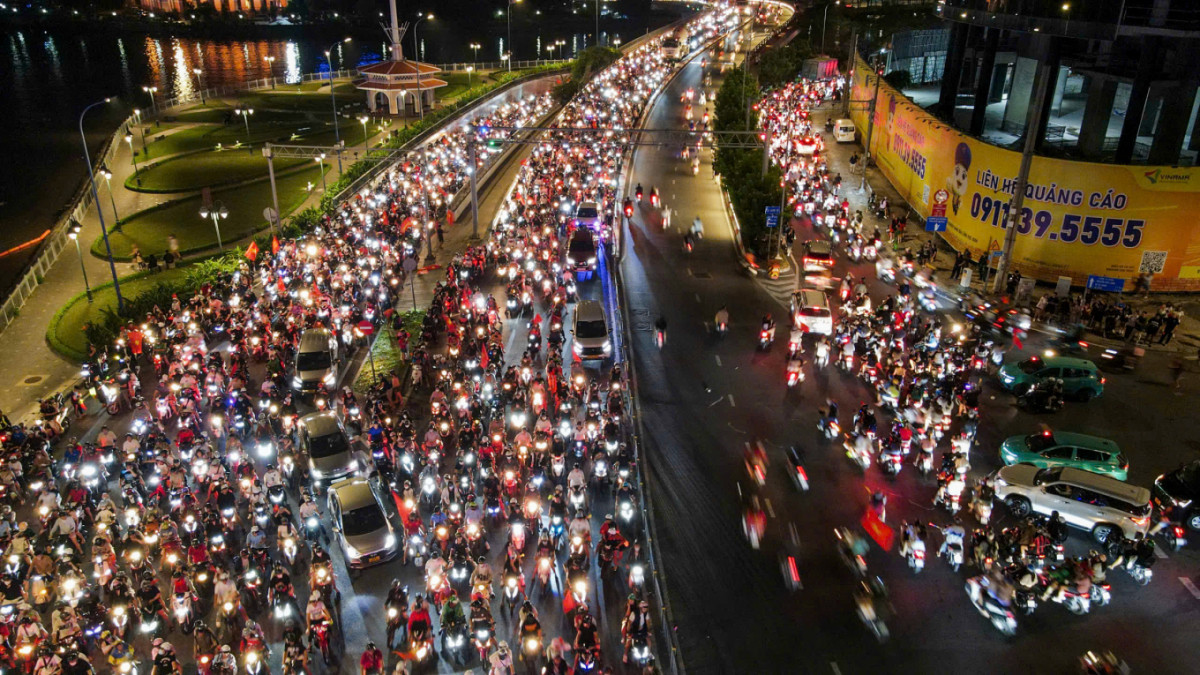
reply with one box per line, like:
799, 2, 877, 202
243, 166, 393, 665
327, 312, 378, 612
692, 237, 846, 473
1139, 250, 1168, 274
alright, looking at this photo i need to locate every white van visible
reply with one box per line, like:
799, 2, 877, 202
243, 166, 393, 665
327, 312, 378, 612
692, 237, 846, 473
834, 119, 856, 143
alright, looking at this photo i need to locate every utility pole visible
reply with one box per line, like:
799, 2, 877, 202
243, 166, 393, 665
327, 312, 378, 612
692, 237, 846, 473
469, 137, 480, 240
992, 59, 1053, 294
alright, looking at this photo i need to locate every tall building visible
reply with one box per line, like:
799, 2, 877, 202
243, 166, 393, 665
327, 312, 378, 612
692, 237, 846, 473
933, 0, 1199, 166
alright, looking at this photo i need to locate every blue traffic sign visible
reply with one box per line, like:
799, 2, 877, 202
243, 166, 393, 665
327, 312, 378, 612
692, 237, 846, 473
1086, 275, 1125, 292
925, 216, 948, 232
765, 205, 782, 228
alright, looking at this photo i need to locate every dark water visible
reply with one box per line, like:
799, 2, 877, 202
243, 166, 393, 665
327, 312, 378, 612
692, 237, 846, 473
0, 13, 673, 292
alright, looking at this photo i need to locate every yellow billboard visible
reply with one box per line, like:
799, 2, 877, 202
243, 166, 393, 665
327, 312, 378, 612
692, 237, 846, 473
849, 56, 1200, 291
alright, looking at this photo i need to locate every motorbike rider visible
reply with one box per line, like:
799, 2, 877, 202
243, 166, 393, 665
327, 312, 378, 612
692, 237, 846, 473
305, 591, 332, 642
939, 519, 966, 557
714, 305, 729, 331
622, 596, 652, 663
760, 314, 777, 344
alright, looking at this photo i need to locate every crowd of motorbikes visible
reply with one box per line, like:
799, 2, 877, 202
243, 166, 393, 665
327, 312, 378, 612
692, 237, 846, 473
0, 9, 745, 675
741, 78, 1164, 650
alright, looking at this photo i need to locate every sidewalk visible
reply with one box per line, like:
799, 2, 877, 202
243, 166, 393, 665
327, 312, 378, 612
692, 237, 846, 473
812, 97, 1200, 357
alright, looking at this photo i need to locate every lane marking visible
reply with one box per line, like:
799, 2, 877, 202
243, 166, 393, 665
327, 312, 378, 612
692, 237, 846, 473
715, 355, 722, 367
1155, 545, 1169, 559
728, 394, 736, 407
709, 397, 724, 408
831, 663, 843, 675
1180, 577, 1200, 600
694, 293, 701, 303
765, 499, 775, 518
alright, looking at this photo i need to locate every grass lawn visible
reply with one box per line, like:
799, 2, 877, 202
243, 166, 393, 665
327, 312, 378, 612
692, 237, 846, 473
98, 166, 326, 260
134, 116, 319, 163
129, 149, 309, 193
50, 266, 193, 359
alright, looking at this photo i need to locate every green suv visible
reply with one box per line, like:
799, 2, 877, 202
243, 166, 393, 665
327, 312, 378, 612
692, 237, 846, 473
1000, 430, 1128, 481
998, 355, 1105, 400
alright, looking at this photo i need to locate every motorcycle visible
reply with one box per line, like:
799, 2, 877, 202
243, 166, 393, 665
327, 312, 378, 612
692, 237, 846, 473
965, 576, 1017, 636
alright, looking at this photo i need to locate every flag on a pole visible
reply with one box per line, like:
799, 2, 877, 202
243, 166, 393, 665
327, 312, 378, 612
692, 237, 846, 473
244, 241, 259, 261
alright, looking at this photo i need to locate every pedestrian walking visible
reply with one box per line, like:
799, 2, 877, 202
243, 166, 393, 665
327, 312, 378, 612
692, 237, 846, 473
1160, 312, 1180, 345
435, 223, 444, 246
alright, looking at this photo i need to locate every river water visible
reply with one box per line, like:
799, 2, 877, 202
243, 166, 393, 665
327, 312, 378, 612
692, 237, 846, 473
0, 13, 674, 293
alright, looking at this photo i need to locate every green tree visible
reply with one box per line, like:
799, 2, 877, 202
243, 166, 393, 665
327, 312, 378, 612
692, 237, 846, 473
757, 41, 815, 88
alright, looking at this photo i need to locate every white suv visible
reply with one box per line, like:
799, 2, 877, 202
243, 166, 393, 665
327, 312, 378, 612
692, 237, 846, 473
994, 464, 1152, 543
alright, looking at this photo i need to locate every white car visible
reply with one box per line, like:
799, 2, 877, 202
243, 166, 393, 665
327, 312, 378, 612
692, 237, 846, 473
993, 464, 1152, 543
790, 288, 833, 336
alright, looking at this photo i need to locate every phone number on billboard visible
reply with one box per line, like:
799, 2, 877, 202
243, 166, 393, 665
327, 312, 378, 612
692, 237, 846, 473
969, 194, 1144, 248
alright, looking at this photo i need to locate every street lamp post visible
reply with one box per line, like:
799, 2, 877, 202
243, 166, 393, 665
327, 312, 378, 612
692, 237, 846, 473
68, 227, 92, 303
469, 43, 481, 70
507, 0, 521, 71
234, 108, 254, 152
324, 37, 352, 172
358, 116, 369, 153
413, 13, 434, 120
124, 134, 140, 178
199, 201, 229, 250
595, 0, 601, 48
79, 98, 124, 310
192, 68, 206, 104
132, 109, 147, 149
263, 56, 276, 89
141, 86, 158, 115
821, 2, 834, 54
100, 169, 120, 223
316, 154, 328, 194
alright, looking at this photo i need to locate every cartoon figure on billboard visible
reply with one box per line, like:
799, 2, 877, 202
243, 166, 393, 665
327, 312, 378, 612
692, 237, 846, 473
949, 142, 971, 214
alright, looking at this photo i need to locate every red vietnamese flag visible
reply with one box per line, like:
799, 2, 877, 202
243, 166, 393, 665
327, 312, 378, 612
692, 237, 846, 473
271, 236, 280, 255
244, 241, 259, 261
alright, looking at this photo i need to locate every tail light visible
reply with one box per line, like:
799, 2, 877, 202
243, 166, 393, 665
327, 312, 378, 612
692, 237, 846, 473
786, 556, 800, 582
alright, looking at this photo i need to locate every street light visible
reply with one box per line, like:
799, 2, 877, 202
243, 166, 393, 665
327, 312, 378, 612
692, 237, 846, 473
413, 13, 434, 120
263, 56, 276, 89
358, 115, 369, 153
124, 134, 140, 178
507, 0, 522, 71
469, 42, 481, 68
234, 108, 254, 152
79, 97, 124, 310
324, 37, 352, 171
192, 68, 206, 104
141, 86, 158, 114
100, 169, 120, 223
68, 226, 92, 303
315, 153, 328, 194
198, 201, 229, 250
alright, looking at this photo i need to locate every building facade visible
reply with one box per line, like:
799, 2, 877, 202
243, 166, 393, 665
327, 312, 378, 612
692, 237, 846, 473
932, 0, 1200, 166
